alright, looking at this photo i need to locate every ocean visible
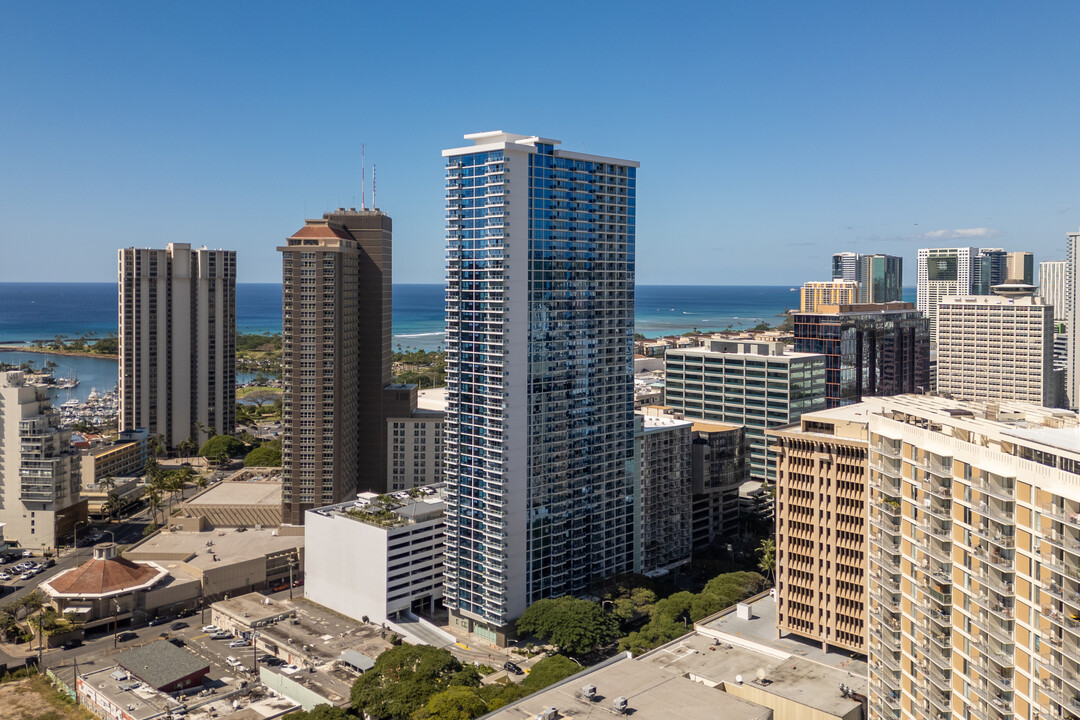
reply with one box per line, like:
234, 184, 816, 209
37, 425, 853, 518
0, 282, 916, 402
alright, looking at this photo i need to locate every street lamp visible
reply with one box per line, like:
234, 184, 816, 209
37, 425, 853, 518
73, 520, 88, 555
102, 530, 115, 545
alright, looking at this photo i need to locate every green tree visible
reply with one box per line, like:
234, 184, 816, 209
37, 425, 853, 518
351, 645, 480, 720
475, 683, 528, 711
520, 654, 579, 691
516, 596, 619, 656
245, 442, 283, 467
411, 686, 487, 720
282, 706, 353, 720
197, 434, 246, 458
757, 538, 775, 582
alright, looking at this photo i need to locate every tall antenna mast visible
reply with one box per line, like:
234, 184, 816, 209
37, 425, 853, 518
361, 143, 366, 210
372, 165, 376, 210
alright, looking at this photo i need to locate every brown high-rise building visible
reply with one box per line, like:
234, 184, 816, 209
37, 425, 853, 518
278, 209, 392, 525
769, 405, 870, 656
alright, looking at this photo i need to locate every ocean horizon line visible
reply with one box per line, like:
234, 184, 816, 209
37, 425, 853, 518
0, 280, 920, 290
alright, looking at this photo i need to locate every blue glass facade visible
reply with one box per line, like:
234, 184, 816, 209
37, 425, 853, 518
443, 134, 637, 632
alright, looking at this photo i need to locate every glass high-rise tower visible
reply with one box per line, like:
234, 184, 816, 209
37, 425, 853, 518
442, 132, 637, 643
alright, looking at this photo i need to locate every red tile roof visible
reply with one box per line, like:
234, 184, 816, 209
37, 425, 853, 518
45, 556, 162, 596
289, 223, 351, 240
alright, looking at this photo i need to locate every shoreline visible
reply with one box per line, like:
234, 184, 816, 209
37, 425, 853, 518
0, 345, 119, 361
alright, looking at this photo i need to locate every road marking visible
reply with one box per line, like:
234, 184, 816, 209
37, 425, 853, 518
456, 642, 470, 650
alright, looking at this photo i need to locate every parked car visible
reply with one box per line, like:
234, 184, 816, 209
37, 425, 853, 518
202, 625, 221, 633
226, 656, 241, 667
22, 550, 34, 558
237, 665, 250, 674
43, 558, 55, 568
229, 639, 250, 648
265, 658, 285, 667
116, 631, 137, 642
60, 639, 82, 650
19, 572, 34, 581
170, 622, 189, 631
0, 572, 11, 581
210, 631, 234, 640
504, 661, 524, 676
148, 617, 168, 626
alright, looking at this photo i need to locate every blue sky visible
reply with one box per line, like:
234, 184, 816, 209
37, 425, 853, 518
2, 1, 1078, 285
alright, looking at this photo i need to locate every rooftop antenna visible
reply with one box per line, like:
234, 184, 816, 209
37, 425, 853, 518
372, 164, 376, 210
361, 144, 366, 210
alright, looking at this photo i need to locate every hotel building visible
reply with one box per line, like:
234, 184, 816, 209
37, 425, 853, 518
664, 339, 827, 481
769, 404, 870, 655
793, 302, 931, 409
441, 132, 637, 643
277, 209, 392, 525
0, 370, 84, 548
936, 289, 1059, 407
832, 252, 904, 303
917, 246, 980, 340
118, 243, 236, 449
801, 280, 859, 312
1039, 260, 1068, 324
863, 395, 1080, 720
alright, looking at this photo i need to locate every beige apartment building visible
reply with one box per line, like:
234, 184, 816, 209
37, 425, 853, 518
863, 394, 1080, 720
636, 413, 693, 575
119, 243, 236, 450
801, 280, 860, 312
0, 371, 84, 549
385, 384, 444, 491
769, 404, 870, 655
936, 289, 1058, 407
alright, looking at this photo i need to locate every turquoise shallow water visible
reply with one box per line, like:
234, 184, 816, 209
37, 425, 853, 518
0, 282, 917, 358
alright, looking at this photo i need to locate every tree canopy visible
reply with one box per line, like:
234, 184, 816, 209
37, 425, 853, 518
516, 596, 619, 656
350, 645, 480, 720
283, 706, 352, 720
244, 441, 282, 467
197, 434, 246, 458
411, 686, 487, 720
520, 654, 579, 691
618, 571, 766, 655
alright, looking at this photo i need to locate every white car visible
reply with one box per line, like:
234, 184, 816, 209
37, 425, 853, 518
202, 625, 220, 633
0, 572, 11, 581
229, 639, 250, 648
19, 572, 34, 581
226, 656, 241, 667
237, 665, 250, 674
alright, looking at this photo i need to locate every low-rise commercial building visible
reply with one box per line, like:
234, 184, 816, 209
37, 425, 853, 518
80, 429, 150, 486
124, 522, 304, 603
176, 473, 283, 528
484, 593, 867, 720
40, 543, 196, 628
305, 489, 445, 624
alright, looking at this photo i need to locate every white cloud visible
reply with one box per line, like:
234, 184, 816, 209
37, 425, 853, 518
920, 227, 1000, 240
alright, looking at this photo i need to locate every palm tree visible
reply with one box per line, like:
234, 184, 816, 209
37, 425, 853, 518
103, 492, 121, 522
99, 475, 116, 493
757, 538, 776, 583
194, 474, 209, 492
148, 491, 164, 526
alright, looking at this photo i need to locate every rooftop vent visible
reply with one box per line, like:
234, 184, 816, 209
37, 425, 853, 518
613, 697, 629, 714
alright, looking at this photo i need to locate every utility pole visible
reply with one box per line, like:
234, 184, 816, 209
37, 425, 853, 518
288, 555, 295, 600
